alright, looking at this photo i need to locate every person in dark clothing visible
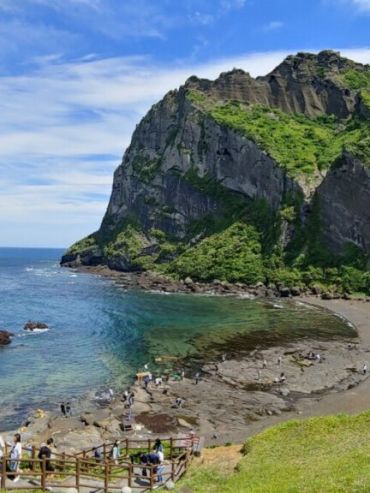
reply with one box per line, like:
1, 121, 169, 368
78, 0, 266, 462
93, 447, 102, 464
38, 439, 54, 472
60, 403, 66, 417
65, 402, 71, 416
140, 453, 148, 477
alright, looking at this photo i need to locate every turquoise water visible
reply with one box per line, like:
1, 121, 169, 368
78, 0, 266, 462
0, 248, 355, 430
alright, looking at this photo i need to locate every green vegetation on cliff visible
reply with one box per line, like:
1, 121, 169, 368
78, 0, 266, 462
174, 411, 370, 493
167, 223, 264, 284
188, 92, 370, 177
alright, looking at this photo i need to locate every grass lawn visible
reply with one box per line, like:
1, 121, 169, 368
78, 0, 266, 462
174, 411, 370, 493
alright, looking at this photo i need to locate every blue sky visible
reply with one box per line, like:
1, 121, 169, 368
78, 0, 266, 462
0, 0, 370, 248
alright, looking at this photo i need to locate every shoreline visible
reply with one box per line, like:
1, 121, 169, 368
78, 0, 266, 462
2, 270, 370, 453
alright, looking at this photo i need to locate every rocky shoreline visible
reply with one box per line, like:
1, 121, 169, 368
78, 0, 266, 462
65, 264, 370, 302
3, 281, 370, 454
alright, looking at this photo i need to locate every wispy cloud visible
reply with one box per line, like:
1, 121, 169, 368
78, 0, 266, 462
262, 20, 284, 32
350, 0, 370, 11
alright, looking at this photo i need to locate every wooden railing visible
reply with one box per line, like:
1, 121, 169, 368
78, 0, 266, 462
0, 435, 199, 492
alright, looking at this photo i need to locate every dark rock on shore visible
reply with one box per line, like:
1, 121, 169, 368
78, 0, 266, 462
24, 321, 49, 331
0, 330, 13, 345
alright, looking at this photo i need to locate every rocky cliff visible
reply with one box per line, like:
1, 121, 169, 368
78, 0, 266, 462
62, 51, 370, 293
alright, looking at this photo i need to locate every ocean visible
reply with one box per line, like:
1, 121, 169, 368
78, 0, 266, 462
0, 247, 355, 430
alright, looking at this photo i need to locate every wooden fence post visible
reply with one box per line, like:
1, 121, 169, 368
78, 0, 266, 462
31, 446, 36, 471
104, 461, 109, 493
171, 460, 175, 481
149, 465, 154, 491
41, 458, 46, 491
128, 462, 132, 487
148, 438, 151, 453
125, 438, 129, 457
170, 437, 173, 460
76, 458, 80, 492
1, 449, 6, 490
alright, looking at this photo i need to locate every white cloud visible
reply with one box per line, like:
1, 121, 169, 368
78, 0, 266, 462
351, 0, 370, 11
262, 21, 284, 32
2, 47, 370, 247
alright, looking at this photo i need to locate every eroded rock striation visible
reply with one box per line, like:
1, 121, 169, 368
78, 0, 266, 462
61, 50, 370, 291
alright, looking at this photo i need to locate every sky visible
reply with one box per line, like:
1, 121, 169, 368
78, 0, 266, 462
0, 0, 370, 248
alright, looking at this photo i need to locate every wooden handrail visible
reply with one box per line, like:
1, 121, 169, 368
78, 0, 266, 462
0, 434, 199, 492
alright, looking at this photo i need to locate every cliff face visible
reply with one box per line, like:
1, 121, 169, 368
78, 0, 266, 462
62, 50, 370, 285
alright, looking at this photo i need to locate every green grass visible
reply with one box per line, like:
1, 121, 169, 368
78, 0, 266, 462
187, 91, 370, 177
174, 411, 370, 493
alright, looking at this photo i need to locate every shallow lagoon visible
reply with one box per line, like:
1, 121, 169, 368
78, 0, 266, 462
0, 248, 355, 429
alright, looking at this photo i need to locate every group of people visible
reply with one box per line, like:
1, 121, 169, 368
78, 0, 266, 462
137, 438, 166, 484
60, 401, 72, 417
0, 433, 23, 482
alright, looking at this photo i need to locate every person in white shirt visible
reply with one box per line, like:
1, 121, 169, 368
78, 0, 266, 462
9, 433, 22, 482
0, 435, 5, 459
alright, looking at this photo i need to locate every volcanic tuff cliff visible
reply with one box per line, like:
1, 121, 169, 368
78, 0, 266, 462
62, 51, 370, 292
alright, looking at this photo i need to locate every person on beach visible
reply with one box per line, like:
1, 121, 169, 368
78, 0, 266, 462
195, 372, 200, 384
155, 376, 163, 386
9, 433, 22, 482
65, 402, 71, 417
123, 390, 129, 401
60, 402, 66, 417
153, 439, 164, 454
277, 356, 282, 366
144, 374, 150, 390
222, 353, 227, 362
181, 370, 185, 380
175, 397, 184, 408
262, 359, 267, 369
128, 392, 135, 407
363, 363, 368, 375
316, 354, 321, 362
278, 372, 286, 384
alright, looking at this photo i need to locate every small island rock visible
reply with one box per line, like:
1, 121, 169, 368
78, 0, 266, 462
24, 321, 49, 331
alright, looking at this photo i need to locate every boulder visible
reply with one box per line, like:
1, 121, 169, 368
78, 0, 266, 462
24, 321, 48, 331
290, 286, 301, 296
0, 330, 13, 345
279, 287, 291, 298
321, 292, 333, 300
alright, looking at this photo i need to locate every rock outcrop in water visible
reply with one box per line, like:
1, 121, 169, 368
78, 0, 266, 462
62, 51, 370, 292
0, 330, 13, 345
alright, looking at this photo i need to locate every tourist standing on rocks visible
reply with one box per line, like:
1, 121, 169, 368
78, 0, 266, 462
8, 433, 22, 482
65, 402, 71, 417
363, 363, 368, 375
277, 356, 282, 366
262, 359, 267, 369
60, 402, 66, 417
195, 372, 200, 384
